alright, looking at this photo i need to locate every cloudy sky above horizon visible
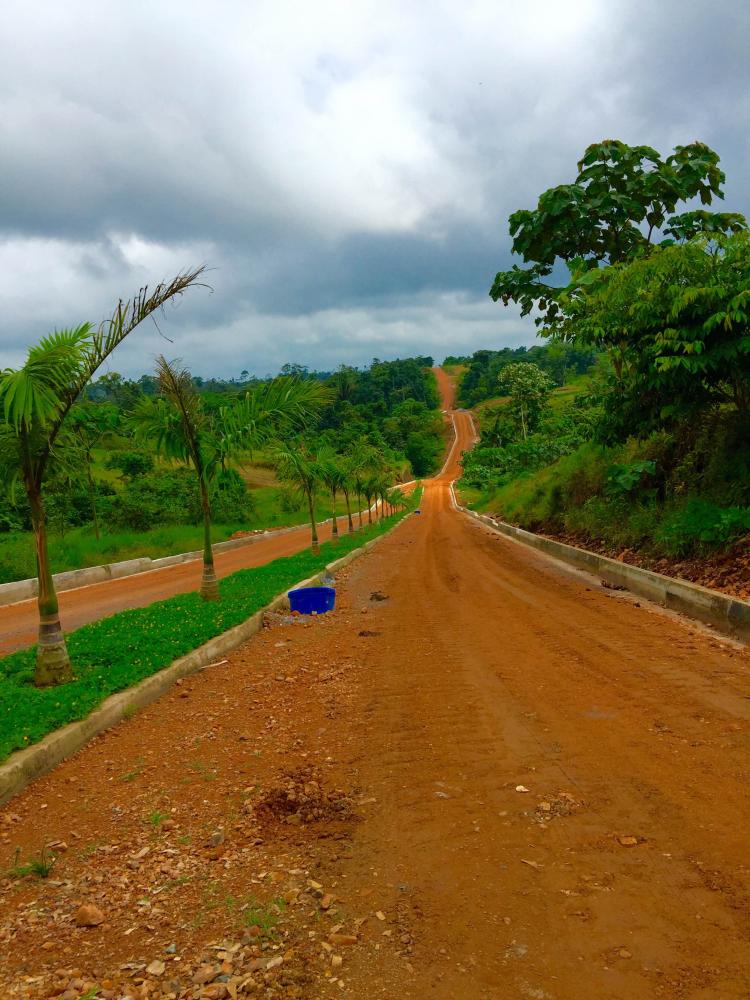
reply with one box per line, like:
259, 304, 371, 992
0, 0, 748, 378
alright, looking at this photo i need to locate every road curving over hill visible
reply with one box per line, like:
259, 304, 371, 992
1, 368, 749, 999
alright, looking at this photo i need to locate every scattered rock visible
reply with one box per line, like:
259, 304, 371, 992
193, 965, 218, 986
73, 904, 105, 927
329, 933, 358, 946
146, 960, 166, 976
515, 785, 530, 793
617, 835, 640, 848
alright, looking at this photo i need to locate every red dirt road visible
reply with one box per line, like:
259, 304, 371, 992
0, 515, 357, 656
2, 369, 750, 999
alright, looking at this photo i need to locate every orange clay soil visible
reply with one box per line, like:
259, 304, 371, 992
1, 370, 750, 999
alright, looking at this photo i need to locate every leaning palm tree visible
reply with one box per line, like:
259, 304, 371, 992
273, 445, 324, 553
0, 268, 206, 686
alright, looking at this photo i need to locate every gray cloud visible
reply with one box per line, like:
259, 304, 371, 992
0, 0, 748, 376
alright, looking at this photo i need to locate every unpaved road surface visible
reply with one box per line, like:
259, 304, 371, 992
0, 515, 357, 656
1, 369, 749, 999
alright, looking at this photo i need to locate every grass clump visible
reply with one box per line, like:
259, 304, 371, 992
8, 847, 56, 880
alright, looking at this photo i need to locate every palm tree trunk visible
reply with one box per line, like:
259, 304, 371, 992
367, 495, 373, 524
357, 491, 363, 529
30, 487, 72, 687
308, 490, 319, 554
86, 454, 100, 540
331, 488, 339, 541
344, 489, 354, 532
199, 475, 219, 601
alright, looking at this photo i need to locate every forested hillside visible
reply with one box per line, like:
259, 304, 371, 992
460, 139, 750, 595
445, 342, 596, 407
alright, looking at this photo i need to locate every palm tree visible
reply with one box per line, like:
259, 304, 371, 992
273, 445, 323, 553
343, 446, 378, 531
361, 475, 379, 525
388, 487, 406, 513
318, 449, 347, 542
133, 364, 331, 600
131, 356, 220, 601
0, 268, 205, 686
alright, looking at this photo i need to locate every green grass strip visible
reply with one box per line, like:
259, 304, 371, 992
0, 492, 420, 763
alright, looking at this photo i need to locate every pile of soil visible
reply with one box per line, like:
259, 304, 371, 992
251, 766, 358, 829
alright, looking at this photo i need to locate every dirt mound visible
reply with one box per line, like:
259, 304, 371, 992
252, 766, 358, 828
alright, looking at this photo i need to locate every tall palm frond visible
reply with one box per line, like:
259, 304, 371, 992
128, 396, 191, 464
231, 376, 331, 450
0, 325, 91, 431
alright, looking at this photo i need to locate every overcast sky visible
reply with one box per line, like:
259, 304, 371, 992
0, 0, 748, 378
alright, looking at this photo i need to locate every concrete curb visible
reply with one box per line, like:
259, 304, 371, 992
0, 513, 365, 609
451, 489, 750, 643
0, 511, 414, 807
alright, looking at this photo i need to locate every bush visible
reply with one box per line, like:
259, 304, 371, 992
657, 499, 750, 556
106, 450, 154, 478
108, 468, 257, 530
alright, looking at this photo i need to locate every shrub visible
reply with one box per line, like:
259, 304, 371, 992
657, 499, 750, 556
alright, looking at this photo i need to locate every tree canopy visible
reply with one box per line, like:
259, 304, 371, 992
489, 140, 746, 328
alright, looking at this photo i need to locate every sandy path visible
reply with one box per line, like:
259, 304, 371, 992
1, 369, 749, 999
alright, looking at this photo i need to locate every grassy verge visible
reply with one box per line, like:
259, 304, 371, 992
0, 490, 421, 764
0, 489, 351, 585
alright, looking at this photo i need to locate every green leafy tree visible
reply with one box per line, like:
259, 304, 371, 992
498, 363, 554, 440
0, 267, 205, 686
68, 401, 118, 539
573, 231, 750, 422
106, 449, 154, 479
490, 140, 745, 328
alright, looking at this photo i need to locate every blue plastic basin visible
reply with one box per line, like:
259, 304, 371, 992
288, 586, 336, 615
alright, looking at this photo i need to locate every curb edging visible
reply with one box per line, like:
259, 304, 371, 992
0, 512, 414, 807
450, 486, 750, 644
0, 510, 383, 609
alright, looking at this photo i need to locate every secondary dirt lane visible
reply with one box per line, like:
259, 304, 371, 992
0, 514, 358, 656
2, 371, 750, 999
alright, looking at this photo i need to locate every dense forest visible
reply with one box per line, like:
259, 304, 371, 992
459, 139, 750, 589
